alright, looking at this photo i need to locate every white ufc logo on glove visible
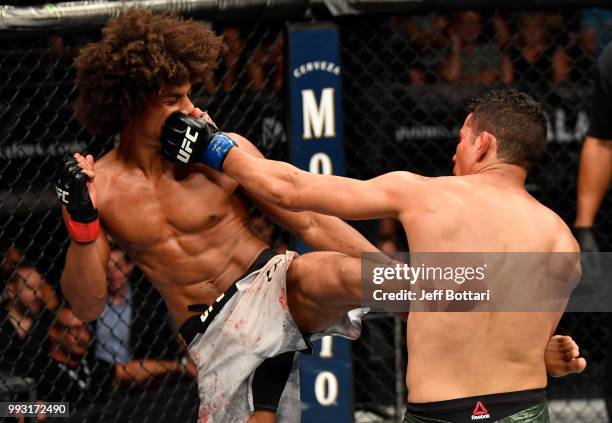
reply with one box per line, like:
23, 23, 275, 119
56, 187, 69, 204
177, 127, 199, 163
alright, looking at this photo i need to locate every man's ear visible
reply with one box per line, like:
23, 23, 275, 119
475, 131, 494, 162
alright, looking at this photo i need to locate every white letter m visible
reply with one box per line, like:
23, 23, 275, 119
302, 88, 336, 139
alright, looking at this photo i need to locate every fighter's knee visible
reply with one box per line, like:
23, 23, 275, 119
332, 254, 361, 303
288, 253, 360, 306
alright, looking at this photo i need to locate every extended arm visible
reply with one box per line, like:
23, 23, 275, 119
229, 134, 380, 257
224, 142, 427, 221
159, 113, 404, 256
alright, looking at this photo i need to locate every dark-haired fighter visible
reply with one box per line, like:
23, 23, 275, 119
181, 89, 584, 422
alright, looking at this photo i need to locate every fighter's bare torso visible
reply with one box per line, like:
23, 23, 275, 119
397, 172, 578, 402
92, 148, 267, 326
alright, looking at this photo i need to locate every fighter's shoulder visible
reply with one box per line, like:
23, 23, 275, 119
552, 216, 579, 253
538, 203, 579, 252
417, 175, 468, 196
91, 149, 123, 206
377, 173, 463, 207
375, 171, 430, 198
92, 148, 120, 173
380, 171, 429, 184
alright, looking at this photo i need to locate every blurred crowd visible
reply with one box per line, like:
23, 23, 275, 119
0, 207, 290, 421
390, 9, 612, 89
33, 9, 612, 97
0, 240, 197, 421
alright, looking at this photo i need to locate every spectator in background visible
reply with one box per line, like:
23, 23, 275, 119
94, 246, 134, 365
377, 217, 407, 250
555, 9, 612, 87
48, 33, 73, 62
580, 8, 612, 56
47, 33, 76, 82
202, 25, 244, 95
573, 42, 612, 418
270, 33, 285, 92
377, 217, 399, 239
377, 237, 399, 254
5, 266, 59, 331
0, 262, 57, 422
0, 244, 199, 421
0, 240, 23, 281
93, 245, 190, 371
34, 306, 197, 419
389, 14, 450, 85
574, 41, 612, 252
1, 264, 59, 374
220, 26, 243, 93
492, 14, 512, 50
247, 33, 284, 93
440, 11, 512, 85
41, 306, 108, 406
505, 13, 570, 90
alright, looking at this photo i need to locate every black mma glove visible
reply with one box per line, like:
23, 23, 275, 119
573, 227, 599, 252
56, 155, 100, 243
161, 112, 237, 171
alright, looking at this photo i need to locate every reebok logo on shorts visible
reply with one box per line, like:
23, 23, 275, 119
471, 401, 490, 421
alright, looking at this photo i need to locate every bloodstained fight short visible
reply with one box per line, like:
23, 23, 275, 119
180, 249, 365, 422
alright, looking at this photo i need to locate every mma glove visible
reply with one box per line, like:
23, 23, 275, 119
161, 112, 237, 171
573, 227, 599, 252
56, 155, 100, 243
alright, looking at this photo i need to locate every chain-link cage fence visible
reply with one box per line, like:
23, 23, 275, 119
0, 1, 611, 422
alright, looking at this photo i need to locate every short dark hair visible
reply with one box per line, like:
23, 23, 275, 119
75, 9, 224, 135
467, 89, 547, 168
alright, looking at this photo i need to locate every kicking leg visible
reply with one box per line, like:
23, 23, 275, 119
286, 252, 362, 333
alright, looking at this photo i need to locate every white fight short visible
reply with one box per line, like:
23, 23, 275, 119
180, 249, 365, 423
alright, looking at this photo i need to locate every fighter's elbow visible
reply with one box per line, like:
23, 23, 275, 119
62, 284, 105, 322
267, 177, 300, 210
61, 268, 108, 314
272, 188, 295, 210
